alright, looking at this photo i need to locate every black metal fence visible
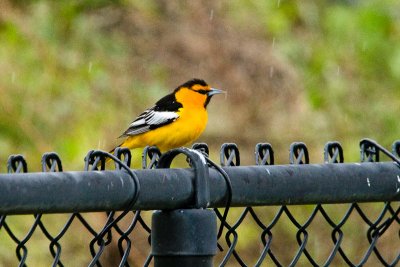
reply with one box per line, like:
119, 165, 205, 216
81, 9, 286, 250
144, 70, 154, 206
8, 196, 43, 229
0, 139, 399, 266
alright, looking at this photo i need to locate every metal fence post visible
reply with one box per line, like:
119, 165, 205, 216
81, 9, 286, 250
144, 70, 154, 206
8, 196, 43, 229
151, 209, 217, 267
151, 148, 217, 266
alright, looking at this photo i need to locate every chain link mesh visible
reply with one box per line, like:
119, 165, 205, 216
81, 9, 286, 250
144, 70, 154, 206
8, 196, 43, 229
0, 141, 398, 266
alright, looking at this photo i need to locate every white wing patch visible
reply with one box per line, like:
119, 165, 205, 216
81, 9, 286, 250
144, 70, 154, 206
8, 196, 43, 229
122, 109, 179, 137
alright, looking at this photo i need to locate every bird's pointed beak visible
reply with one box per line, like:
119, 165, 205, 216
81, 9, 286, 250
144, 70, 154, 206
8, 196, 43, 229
207, 88, 224, 97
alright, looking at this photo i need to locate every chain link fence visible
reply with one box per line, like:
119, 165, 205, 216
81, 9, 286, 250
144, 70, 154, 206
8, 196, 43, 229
0, 140, 399, 266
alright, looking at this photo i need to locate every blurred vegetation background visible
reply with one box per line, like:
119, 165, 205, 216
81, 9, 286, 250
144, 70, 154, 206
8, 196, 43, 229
0, 0, 399, 266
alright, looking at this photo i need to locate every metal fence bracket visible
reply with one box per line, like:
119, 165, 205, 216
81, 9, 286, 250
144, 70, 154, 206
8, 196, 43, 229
151, 209, 217, 267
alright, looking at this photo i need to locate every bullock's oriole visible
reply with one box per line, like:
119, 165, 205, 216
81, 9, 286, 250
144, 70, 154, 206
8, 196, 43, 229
110, 79, 223, 154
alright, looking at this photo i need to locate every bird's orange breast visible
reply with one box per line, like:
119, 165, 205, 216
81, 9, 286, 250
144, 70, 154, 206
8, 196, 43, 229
121, 106, 208, 151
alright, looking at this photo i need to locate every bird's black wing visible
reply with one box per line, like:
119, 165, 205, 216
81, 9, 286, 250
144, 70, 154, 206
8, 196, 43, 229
120, 92, 183, 137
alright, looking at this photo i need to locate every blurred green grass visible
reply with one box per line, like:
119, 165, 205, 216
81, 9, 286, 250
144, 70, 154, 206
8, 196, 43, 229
1, 0, 399, 169
0, 0, 399, 265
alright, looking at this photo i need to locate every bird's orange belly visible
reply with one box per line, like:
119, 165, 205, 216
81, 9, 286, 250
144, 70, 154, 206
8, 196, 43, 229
122, 108, 208, 152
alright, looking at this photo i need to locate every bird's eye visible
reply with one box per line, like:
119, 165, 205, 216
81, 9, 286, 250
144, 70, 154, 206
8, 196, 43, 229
196, 89, 209, 95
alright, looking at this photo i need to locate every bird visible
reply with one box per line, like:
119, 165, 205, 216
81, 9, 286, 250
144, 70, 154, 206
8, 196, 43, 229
110, 79, 223, 154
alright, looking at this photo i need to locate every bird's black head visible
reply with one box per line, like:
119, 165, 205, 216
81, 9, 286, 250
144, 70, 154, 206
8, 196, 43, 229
180, 79, 209, 89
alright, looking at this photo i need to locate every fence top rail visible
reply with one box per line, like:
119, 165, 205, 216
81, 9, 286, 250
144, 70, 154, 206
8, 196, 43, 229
0, 162, 399, 214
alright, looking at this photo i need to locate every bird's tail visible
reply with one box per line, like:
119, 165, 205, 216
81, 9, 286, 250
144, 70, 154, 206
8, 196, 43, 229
108, 146, 117, 156
106, 142, 123, 163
